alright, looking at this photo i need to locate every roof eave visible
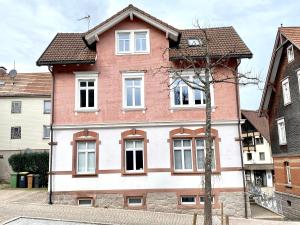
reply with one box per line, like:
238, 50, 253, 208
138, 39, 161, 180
37, 59, 96, 66
169, 53, 253, 61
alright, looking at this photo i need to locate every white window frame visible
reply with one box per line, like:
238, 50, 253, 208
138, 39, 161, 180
277, 118, 287, 145
77, 142, 96, 174
285, 162, 292, 185
116, 29, 150, 55
287, 45, 294, 63
173, 139, 193, 172
122, 72, 145, 109
78, 198, 93, 207
180, 196, 196, 205
127, 197, 143, 206
43, 125, 50, 139
188, 38, 201, 46
74, 72, 98, 112
170, 70, 214, 108
282, 78, 291, 105
125, 140, 144, 173
196, 139, 216, 171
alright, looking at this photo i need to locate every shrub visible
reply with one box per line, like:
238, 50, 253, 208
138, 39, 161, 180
8, 151, 49, 174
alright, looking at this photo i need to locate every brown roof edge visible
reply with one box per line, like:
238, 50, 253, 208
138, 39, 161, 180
169, 53, 253, 61
36, 34, 59, 66
37, 59, 96, 66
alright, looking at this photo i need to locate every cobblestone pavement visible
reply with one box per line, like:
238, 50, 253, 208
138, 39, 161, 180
0, 189, 300, 225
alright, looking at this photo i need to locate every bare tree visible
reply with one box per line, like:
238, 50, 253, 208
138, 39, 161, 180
156, 25, 259, 225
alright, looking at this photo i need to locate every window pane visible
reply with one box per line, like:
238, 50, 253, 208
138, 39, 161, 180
125, 140, 134, 149
126, 87, 133, 106
135, 150, 143, 170
80, 90, 86, 107
128, 197, 142, 205
44, 100, 51, 113
135, 140, 143, 149
78, 142, 86, 151
88, 89, 94, 107
87, 142, 95, 150
80, 82, 86, 87
184, 150, 192, 169
195, 90, 202, 104
182, 86, 189, 105
119, 32, 130, 39
135, 87, 141, 106
174, 140, 181, 147
78, 152, 85, 173
126, 151, 134, 171
43, 126, 50, 138
196, 139, 205, 147
183, 140, 191, 147
211, 149, 215, 169
87, 152, 95, 172
174, 150, 182, 170
134, 79, 141, 86
125, 79, 133, 87
197, 149, 205, 169
88, 81, 94, 87
181, 196, 195, 203
174, 87, 181, 105
135, 32, 147, 52
125, 40, 130, 51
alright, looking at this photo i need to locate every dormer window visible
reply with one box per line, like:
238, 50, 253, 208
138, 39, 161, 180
116, 30, 150, 54
287, 45, 294, 63
188, 38, 201, 46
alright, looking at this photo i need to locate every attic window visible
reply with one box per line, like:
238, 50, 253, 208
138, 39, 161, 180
188, 38, 202, 46
287, 45, 294, 63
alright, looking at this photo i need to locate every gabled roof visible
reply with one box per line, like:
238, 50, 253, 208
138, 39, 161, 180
169, 27, 252, 60
0, 72, 51, 97
259, 27, 300, 115
37, 33, 96, 66
241, 110, 270, 142
84, 4, 179, 44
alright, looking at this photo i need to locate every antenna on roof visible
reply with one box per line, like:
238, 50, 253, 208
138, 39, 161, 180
78, 14, 91, 31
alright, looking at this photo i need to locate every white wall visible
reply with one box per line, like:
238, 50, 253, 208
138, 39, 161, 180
52, 124, 244, 191
0, 97, 51, 151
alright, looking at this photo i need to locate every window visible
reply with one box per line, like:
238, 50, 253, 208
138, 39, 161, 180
11, 127, 21, 139
200, 196, 214, 204
75, 72, 98, 111
298, 71, 300, 94
127, 197, 143, 206
78, 198, 92, 206
43, 125, 50, 139
243, 137, 254, 147
287, 45, 294, 63
122, 73, 144, 109
77, 142, 96, 174
11, 101, 21, 113
43, 100, 51, 114
282, 78, 291, 105
188, 38, 202, 46
277, 118, 287, 145
173, 139, 193, 171
125, 140, 144, 172
255, 136, 264, 145
171, 71, 212, 108
259, 152, 265, 161
284, 161, 292, 185
196, 139, 215, 170
181, 196, 196, 205
116, 30, 149, 54
247, 153, 252, 161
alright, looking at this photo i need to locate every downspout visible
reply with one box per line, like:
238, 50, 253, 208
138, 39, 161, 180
48, 65, 55, 205
234, 59, 248, 218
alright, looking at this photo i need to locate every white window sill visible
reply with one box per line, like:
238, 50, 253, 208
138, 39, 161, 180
170, 105, 216, 110
74, 108, 100, 113
116, 51, 150, 55
122, 107, 146, 112
284, 102, 291, 106
279, 142, 287, 146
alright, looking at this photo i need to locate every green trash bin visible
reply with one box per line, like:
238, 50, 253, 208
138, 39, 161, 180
10, 173, 18, 188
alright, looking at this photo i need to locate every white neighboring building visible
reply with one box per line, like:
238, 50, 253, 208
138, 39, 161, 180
0, 72, 51, 181
241, 110, 274, 188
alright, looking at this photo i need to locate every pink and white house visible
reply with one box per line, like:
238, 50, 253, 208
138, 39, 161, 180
37, 5, 252, 216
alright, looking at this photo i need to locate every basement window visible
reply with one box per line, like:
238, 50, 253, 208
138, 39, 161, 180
127, 197, 143, 206
78, 198, 92, 206
181, 196, 196, 205
200, 196, 214, 204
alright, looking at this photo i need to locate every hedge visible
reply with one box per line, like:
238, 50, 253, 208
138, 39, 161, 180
8, 151, 49, 174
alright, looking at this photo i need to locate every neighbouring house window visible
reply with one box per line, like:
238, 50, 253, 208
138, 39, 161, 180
116, 30, 149, 54
122, 73, 144, 108
77, 142, 96, 174
121, 129, 147, 175
43, 125, 50, 139
125, 140, 144, 172
11, 101, 21, 113
243, 137, 254, 147
11, 126, 21, 139
282, 78, 291, 105
75, 72, 98, 111
78, 198, 93, 206
171, 71, 212, 108
247, 153, 252, 161
287, 45, 294, 63
255, 136, 264, 145
284, 161, 292, 185
188, 38, 202, 46
127, 197, 143, 206
277, 118, 287, 145
181, 196, 196, 205
44, 100, 51, 114
196, 139, 215, 170
173, 139, 193, 171
200, 196, 214, 204
259, 152, 265, 161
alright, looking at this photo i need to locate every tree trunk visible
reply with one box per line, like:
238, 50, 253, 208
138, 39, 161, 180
204, 65, 213, 225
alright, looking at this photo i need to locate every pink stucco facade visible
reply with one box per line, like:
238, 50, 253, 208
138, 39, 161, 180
52, 17, 239, 125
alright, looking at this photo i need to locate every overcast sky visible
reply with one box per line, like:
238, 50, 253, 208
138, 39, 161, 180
0, 0, 299, 109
